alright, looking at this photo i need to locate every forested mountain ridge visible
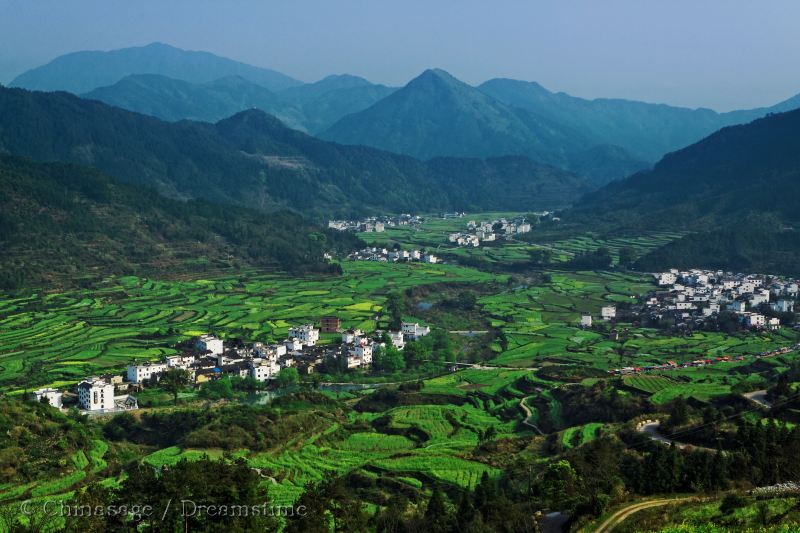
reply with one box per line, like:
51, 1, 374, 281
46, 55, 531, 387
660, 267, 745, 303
0, 155, 360, 289
320, 68, 648, 185
479, 77, 800, 162
0, 86, 589, 216
570, 108, 800, 274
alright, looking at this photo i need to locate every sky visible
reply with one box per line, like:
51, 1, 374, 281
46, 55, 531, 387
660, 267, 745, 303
1, 0, 799, 111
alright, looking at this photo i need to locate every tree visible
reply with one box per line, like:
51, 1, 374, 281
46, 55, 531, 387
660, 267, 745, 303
669, 396, 689, 426
424, 486, 453, 533
457, 290, 477, 310
541, 460, 579, 508
276, 367, 300, 388
159, 367, 191, 405
385, 291, 406, 330
618, 246, 636, 268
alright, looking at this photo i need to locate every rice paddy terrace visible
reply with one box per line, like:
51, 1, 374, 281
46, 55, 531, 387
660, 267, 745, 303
0, 262, 494, 392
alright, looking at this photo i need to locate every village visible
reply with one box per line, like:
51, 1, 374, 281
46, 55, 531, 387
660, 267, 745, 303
32, 318, 431, 415
643, 268, 798, 330
447, 215, 533, 247
348, 247, 439, 264
327, 213, 424, 233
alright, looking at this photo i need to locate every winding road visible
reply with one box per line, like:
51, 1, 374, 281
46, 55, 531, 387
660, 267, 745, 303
519, 395, 545, 435
593, 497, 694, 532
743, 389, 773, 409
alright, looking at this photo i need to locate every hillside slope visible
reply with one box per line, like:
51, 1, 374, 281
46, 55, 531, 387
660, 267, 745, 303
0, 86, 589, 216
0, 155, 359, 289
320, 69, 647, 184
479, 78, 800, 162
571, 108, 800, 274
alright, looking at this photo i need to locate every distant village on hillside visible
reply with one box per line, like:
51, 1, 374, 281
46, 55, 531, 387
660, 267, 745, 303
327, 213, 424, 233
448, 216, 533, 247
33, 318, 431, 415
578, 268, 799, 335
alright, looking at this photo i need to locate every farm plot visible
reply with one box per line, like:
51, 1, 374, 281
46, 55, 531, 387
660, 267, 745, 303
0, 262, 497, 392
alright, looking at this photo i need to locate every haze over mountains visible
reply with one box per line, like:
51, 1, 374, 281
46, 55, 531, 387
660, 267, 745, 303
9, 42, 302, 93
82, 72, 396, 134
12, 43, 800, 186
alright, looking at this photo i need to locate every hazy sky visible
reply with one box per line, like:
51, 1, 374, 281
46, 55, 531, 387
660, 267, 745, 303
1, 0, 799, 111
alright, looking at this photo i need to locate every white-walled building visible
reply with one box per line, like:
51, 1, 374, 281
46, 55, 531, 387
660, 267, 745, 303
288, 324, 320, 346
249, 360, 281, 382
78, 378, 116, 411
197, 334, 224, 356
601, 306, 616, 321
33, 388, 63, 409
126, 362, 168, 384
580, 315, 593, 328
402, 322, 431, 340
342, 329, 364, 344
388, 331, 405, 350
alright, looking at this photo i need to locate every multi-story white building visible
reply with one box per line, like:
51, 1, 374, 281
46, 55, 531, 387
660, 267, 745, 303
423, 254, 438, 264
197, 334, 224, 356
402, 322, 431, 340
126, 362, 168, 384
350, 342, 373, 364
288, 324, 320, 346
249, 360, 281, 382
33, 388, 63, 409
744, 313, 766, 328
78, 378, 116, 411
341, 329, 364, 344
580, 315, 592, 328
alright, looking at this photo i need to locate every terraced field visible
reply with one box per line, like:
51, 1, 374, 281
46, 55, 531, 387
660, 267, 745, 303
624, 375, 677, 394
0, 262, 496, 391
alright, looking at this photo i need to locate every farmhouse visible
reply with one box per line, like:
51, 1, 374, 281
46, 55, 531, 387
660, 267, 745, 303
78, 377, 130, 412
402, 322, 431, 340
33, 388, 62, 409
197, 334, 224, 356
288, 324, 320, 346
126, 361, 168, 384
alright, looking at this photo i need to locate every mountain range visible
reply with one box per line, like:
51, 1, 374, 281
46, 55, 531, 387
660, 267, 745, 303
82, 72, 396, 134
0, 86, 588, 217
9, 42, 302, 93
0, 155, 360, 289
12, 43, 800, 186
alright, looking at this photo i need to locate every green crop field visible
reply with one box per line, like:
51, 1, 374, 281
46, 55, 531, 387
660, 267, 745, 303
624, 375, 677, 393
0, 261, 497, 392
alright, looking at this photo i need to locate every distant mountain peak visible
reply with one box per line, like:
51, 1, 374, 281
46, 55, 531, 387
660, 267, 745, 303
10, 43, 302, 94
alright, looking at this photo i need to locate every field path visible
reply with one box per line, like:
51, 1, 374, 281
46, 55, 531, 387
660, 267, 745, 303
593, 497, 692, 532
519, 395, 544, 435
636, 420, 716, 452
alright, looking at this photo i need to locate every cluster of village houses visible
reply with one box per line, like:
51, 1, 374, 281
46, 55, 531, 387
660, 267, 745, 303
448, 216, 532, 247
642, 269, 798, 330
348, 247, 439, 264
33, 319, 431, 414
576, 269, 798, 333
327, 214, 424, 233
